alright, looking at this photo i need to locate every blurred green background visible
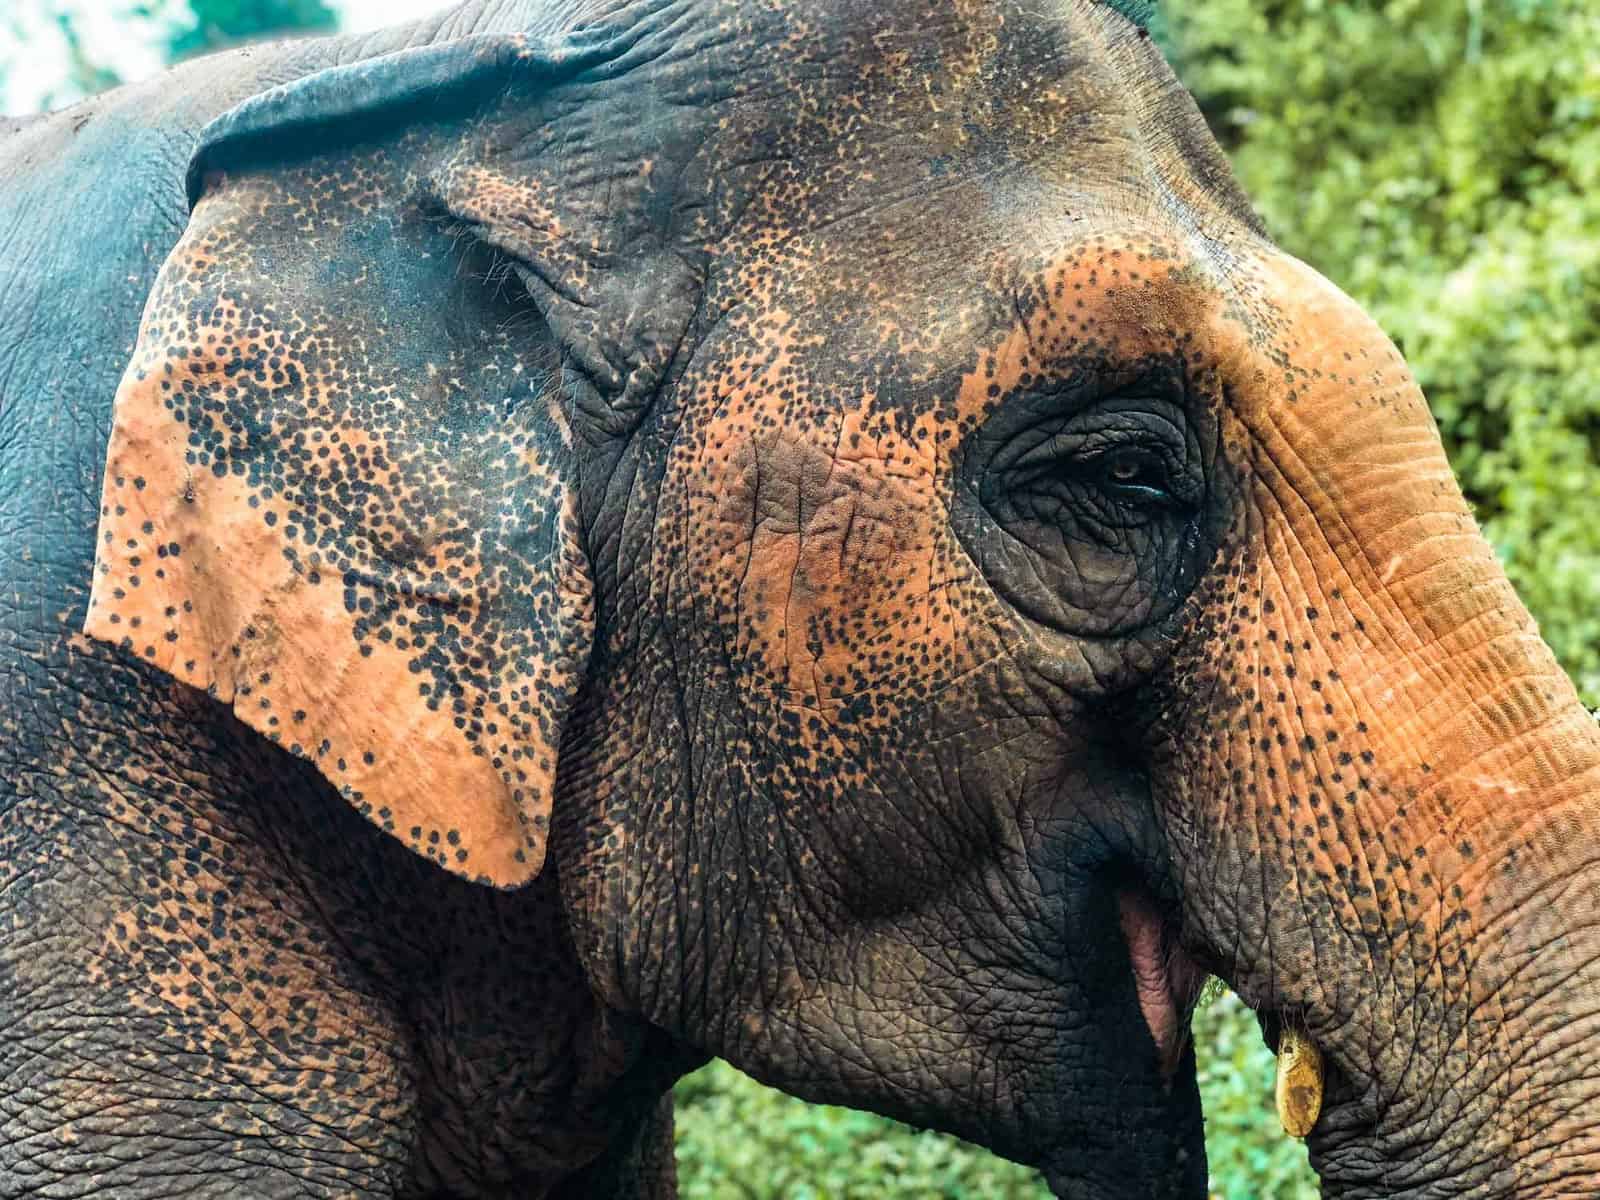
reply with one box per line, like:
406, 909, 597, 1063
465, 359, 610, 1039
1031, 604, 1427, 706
4, 1, 1595, 1196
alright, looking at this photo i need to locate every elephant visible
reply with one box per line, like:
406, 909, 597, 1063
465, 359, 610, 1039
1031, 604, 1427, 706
3, 0, 1599, 1196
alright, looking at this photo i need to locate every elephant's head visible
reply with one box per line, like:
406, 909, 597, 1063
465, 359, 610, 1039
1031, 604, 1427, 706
85, 0, 1600, 1195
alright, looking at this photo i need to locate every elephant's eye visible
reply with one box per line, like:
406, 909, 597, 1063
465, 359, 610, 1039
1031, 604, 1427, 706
952, 384, 1217, 639
1002, 424, 1197, 523
1092, 447, 1180, 508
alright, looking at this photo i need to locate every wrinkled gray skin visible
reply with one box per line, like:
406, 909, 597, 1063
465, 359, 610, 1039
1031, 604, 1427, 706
6, 2, 1600, 1199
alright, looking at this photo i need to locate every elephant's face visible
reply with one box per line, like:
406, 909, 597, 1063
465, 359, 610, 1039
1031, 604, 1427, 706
86, 1, 1600, 1196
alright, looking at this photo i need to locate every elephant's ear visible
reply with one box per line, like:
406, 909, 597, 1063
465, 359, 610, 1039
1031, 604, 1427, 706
85, 34, 620, 888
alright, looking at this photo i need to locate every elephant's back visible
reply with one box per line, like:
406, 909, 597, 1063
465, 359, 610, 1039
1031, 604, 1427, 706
0, 41, 334, 703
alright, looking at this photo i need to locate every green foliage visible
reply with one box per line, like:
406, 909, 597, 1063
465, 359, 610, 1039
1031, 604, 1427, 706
0, 1, 339, 115
0, 4, 127, 110
675, 1061, 1048, 1199
1163, 0, 1600, 704
1192, 994, 1317, 1200
165, 0, 337, 61
52, 9, 124, 99
1096, 0, 1158, 31
674, 994, 1315, 1197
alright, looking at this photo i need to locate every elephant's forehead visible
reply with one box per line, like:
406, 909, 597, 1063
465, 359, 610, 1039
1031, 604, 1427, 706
609, 0, 1254, 250
711, 218, 1265, 424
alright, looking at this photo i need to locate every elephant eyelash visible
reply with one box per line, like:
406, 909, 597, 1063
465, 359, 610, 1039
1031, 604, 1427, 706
440, 220, 547, 336
443, 225, 521, 300
475, 250, 524, 302
490, 278, 549, 344
424, 214, 554, 397
427, 211, 524, 298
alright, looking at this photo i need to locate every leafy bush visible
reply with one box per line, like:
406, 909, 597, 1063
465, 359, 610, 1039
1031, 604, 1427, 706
1193, 995, 1317, 1200
675, 1061, 1047, 1199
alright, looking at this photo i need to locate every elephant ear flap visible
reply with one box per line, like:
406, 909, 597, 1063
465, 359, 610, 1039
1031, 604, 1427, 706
83, 33, 615, 889
87, 352, 596, 887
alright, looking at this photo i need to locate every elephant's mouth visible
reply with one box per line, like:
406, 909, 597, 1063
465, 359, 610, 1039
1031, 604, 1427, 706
1038, 879, 1209, 1199
1117, 886, 1208, 1076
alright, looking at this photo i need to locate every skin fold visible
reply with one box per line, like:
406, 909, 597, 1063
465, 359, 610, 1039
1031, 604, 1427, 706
2, 1, 1597, 1197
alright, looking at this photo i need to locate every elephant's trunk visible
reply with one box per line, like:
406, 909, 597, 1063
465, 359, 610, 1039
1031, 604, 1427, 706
1297, 591, 1600, 1197
1153, 251, 1600, 1196
1304, 598, 1600, 1197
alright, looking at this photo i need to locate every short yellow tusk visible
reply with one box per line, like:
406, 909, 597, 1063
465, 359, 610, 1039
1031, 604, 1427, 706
1275, 1026, 1325, 1139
